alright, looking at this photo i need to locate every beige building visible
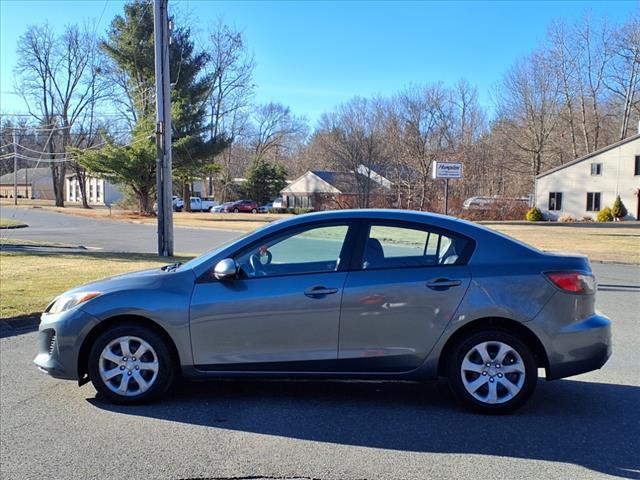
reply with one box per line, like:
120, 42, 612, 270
535, 134, 640, 220
0, 167, 55, 200
280, 170, 393, 210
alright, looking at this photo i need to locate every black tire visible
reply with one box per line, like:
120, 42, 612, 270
447, 330, 537, 414
251, 208, 257, 213
88, 324, 175, 405
233, 208, 239, 213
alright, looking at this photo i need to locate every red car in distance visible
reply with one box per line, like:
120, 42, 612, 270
223, 200, 259, 213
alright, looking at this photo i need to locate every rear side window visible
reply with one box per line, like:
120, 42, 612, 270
362, 224, 470, 270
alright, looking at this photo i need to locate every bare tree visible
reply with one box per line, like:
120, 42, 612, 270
15, 24, 105, 207
493, 50, 562, 185
317, 97, 388, 208
606, 13, 640, 139
251, 102, 307, 162
204, 21, 254, 196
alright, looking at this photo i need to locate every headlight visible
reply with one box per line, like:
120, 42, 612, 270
48, 292, 102, 314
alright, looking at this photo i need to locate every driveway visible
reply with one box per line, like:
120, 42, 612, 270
0, 206, 241, 254
1, 263, 639, 480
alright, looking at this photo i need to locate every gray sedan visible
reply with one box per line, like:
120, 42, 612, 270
34, 210, 611, 413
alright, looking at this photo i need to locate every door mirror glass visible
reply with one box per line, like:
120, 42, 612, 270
214, 258, 237, 280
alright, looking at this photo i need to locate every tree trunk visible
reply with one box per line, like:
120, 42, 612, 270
75, 166, 91, 209
183, 181, 191, 212
138, 190, 153, 215
51, 164, 66, 207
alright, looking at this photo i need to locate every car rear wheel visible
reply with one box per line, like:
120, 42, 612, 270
251, 208, 257, 213
233, 208, 239, 213
88, 324, 175, 404
447, 330, 537, 414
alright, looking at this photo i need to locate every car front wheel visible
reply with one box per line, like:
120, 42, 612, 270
447, 330, 537, 414
88, 324, 175, 404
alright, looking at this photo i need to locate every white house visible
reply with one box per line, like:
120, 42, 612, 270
535, 133, 640, 220
65, 174, 124, 206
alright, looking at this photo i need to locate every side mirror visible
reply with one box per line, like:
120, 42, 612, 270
214, 258, 237, 280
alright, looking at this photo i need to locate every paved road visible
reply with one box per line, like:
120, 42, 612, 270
0, 206, 241, 254
1, 263, 639, 480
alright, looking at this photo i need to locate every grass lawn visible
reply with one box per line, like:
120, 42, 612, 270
0, 251, 192, 319
489, 224, 640, 264
0, 217, 28, 228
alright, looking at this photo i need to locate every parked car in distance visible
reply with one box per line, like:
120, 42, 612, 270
272, 197, 284, 208
154, 196, 184, 212
188, 197, 218, 212
257, 203, 273, 213
224, 200, 259, 213
34, 209, 611, 413
462, 196, 530, 210
211, 202, 233, 213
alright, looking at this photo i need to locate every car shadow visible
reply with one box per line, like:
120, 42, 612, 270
88, 378, 640, 479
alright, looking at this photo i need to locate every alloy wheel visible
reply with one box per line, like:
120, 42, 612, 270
460, 340, 526, 404
98, 335, 159, 397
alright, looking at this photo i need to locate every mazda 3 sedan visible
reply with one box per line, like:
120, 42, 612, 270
34, 210, 612, 413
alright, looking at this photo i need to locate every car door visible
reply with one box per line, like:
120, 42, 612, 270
189, 221, 356, 370
338, 221, 473, 372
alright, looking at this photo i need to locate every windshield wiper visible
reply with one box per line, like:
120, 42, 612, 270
161, 262, 183, 272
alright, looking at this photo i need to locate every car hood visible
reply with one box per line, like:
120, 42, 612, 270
63, 267, 169, 296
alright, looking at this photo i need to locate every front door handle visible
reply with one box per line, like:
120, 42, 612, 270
426, 278, 462, 290
304, 286, 338, 297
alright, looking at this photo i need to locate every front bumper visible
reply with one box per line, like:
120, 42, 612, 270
530, 313, 612, 380
33, 308, 100, 381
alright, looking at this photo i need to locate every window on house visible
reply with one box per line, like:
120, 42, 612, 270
548, 192, 562, 211
635, 156, 640, 176
590, 163, 602, 176
89, 183, 94, 200
586, 192, 601, 212
96, 183, 101, 201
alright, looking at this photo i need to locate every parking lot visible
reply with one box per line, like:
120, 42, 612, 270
1, 262, 638, 480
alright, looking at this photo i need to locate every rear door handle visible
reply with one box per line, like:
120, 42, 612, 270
304, 286, 338, 297
426, 278, 462, 290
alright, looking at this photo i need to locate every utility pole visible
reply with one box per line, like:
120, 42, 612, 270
12, 131, 17, 205
153, 0, 174, 256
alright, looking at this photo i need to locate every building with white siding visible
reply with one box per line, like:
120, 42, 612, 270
535, 134, 640, 220
65, 174, 124, 206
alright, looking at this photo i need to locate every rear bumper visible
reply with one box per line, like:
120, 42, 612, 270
532, 313, 612, 380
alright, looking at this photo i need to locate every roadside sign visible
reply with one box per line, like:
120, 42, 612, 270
432, 162, 462, 179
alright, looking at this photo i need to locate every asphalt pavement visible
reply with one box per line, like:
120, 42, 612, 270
0, 206, 241, 254
1, 206, 639, 479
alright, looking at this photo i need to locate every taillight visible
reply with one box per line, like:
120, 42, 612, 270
545, 272, 596, 294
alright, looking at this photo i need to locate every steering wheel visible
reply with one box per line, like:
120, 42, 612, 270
249, 249, 272, 276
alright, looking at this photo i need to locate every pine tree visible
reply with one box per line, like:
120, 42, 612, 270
611, 195, 628, 220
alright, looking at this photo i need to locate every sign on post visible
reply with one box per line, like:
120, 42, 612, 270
432, 162, 462, 179
432, 162, 462, 215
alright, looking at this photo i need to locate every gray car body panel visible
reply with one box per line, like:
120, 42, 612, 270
34, 209, 612, 384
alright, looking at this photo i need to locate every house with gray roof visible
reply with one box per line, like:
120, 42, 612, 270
280, 169, 393, 210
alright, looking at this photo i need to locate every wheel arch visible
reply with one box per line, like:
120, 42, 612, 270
77, 314, 180, 386
437, 317, 549, 377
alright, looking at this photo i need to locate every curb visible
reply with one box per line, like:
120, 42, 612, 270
0, 223, 28, 229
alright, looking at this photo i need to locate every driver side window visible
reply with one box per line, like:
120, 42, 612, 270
234, 224, 350, 278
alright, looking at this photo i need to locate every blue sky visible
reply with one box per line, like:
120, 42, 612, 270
0, 0, 636, 127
